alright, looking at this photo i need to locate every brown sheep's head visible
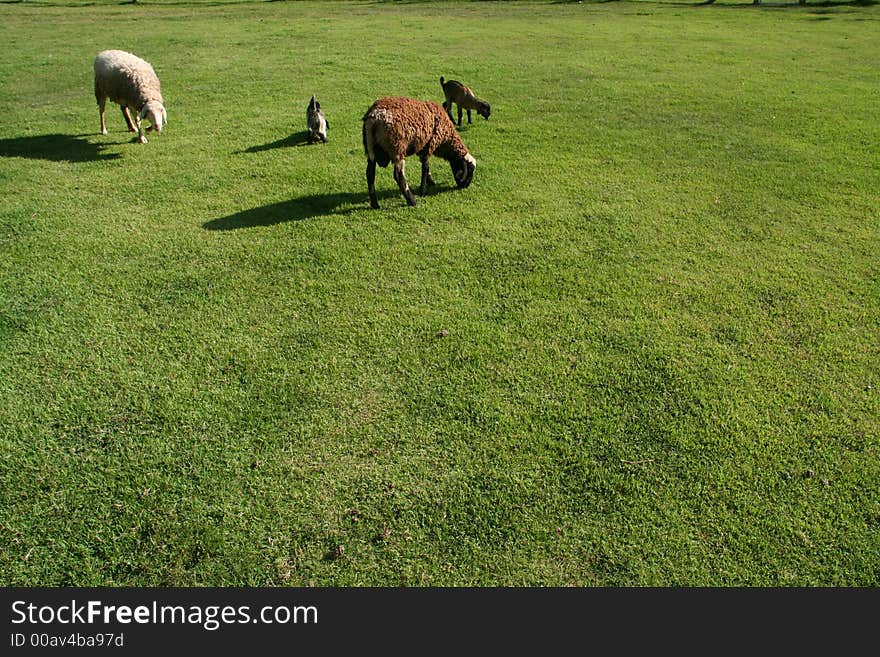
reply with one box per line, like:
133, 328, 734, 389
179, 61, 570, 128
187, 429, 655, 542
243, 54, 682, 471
451, 153, 476, 189
478, 103, 491, 121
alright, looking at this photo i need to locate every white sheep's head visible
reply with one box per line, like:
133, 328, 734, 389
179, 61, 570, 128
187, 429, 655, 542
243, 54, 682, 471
140, 101, 167, 133
451, 152, 476, 189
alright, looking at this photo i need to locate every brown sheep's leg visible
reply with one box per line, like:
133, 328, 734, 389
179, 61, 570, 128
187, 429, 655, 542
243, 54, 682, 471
98, 96, 108, 135
393, 160, 417, 207
457, 106, 463, 127
367, 159, 380, 209
419, 158, 434, 196
121, 106, 137, 133
467, 109, 473, 124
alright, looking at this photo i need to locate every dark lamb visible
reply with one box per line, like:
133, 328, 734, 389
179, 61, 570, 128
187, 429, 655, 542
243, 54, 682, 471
306, 94, 328, 144
440, 76, 491, 127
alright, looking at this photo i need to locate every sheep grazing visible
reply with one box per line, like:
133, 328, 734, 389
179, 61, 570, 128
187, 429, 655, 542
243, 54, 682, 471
362, 96, 476, 209
440, 76, 491, 127
93, 49, 167, 144
306, 94, 329, 143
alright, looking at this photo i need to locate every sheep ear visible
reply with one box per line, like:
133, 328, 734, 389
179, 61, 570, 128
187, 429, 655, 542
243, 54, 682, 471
163, 108, 168, 124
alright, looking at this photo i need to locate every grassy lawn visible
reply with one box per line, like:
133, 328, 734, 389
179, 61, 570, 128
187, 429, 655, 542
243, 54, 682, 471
0, 0, 877, 586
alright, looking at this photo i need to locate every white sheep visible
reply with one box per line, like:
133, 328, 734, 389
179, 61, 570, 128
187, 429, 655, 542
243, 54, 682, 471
94, 49, 167, 144
362, 96, 476, 209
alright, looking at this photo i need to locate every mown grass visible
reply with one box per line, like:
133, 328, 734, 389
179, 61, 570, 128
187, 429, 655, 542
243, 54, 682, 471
0, 0, 877, 586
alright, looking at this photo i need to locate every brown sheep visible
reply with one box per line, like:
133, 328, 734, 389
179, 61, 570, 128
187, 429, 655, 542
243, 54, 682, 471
362, 96, 476, 209
440, 76, 491, 127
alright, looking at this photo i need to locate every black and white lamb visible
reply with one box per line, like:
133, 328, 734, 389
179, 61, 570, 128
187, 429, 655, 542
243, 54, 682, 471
94, 49, 167, 144
306, 95, 328, 143
362, 96, 476, 209
440, 76, 491, 127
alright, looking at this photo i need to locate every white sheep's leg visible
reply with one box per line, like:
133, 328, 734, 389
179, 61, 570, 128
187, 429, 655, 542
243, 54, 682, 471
393, 160, 417, 207
121, 106, 137, 133
419, 158, 434, 196
98, 97, 108, 135
366, 159, 380, 209
132, 111, 147, 143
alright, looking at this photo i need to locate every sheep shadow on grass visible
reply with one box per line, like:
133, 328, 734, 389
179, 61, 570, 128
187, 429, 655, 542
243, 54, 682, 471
0, 134, 121, 162
203, 186, 456, 230
240, 131, 312, 153
204, 190, 395, 229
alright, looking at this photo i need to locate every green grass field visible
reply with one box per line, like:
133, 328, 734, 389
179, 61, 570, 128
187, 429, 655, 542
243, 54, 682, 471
0, 0, 877, 586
